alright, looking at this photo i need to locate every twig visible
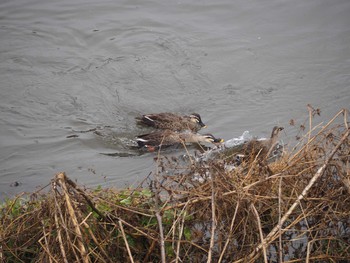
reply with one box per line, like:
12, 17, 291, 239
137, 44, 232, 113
181, 140, 195, 165
118, 220, 135, 263
144, 239, 157, 262
245, 149, 263, 179
0, 243, 2, 263
54, 210, 68, 263
278, 177, 283, 263
56, 172, 90, 263
336, 110, 350, 194
156, 212, 166, 263
290, 109, 345, 163
81, 220, 109, 262
250, 204, 268, 263
344, 108, 349, 129
153, 149, 167, 263
113, 217, 158, 241
38, 225, 56, 263
307, 104, 313, 146
63, 175, 108, 222
175, 211, 186, 263
218, 202, 240, 263
306, 239, 312, 263
53, 184, 79, 262
207, 172, 216, 263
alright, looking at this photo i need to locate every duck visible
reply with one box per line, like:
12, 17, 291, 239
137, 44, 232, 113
265, 126, 284, 148
136, 112, 206, 132
242, 126, 284, 160
136, 129, 223, 151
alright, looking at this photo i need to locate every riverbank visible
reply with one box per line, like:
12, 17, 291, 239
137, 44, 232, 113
1, 109, 349, 262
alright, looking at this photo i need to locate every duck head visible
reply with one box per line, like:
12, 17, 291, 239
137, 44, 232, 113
190, 113, 207, 128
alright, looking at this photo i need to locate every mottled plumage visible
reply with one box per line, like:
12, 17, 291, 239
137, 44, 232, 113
136, 112, 206, 132
243, 126, 284, 159
136, 129, 223, 151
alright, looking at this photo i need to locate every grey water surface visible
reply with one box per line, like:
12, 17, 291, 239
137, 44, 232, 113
1, 0, 349, 198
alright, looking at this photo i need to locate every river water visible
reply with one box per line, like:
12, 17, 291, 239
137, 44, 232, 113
1, 0, 349, 198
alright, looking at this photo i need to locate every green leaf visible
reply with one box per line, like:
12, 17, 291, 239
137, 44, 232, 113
141, 189, 152, 198
184, 227, 192, 240
120, 196, 132, 205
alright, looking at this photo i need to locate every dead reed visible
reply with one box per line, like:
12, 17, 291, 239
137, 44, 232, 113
1, 108, 350, 262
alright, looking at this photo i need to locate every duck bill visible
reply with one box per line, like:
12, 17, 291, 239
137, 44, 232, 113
200, 122, 207, 128
213, 138, 224, 143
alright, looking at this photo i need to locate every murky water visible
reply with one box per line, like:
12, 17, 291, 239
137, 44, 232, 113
1, 0, 349, 198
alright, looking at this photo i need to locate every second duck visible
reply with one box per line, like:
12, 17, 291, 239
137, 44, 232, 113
136, 129, 223, 151
136, 112, 206, 132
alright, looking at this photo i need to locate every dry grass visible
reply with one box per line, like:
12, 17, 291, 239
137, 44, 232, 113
1, 108, 350, 262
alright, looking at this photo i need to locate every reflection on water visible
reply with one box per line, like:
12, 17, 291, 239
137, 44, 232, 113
1, 0, 350, 197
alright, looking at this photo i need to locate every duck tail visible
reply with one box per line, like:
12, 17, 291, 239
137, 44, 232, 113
136, 115, 156, 127
136, 139, 158, 152
136, 137, 148, 148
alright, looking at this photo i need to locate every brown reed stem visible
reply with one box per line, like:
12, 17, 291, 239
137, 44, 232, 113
54, 210, 68, 263
290, 109, 345, 163
218, 202, 240, 263
278, 177, 283, 263
119, 220, 135, 263
56, 172, 90, 263
53, 183, 77, 261
38, 225, 56, 263
307, 104, 313, 146
154, 155, 166, 263
156, 211, 166, 263
344, 108, 349, 129
63, 174, 107, 222
207, 174, 216, 263
251, 204, 268, 263
175, 211, 186, 263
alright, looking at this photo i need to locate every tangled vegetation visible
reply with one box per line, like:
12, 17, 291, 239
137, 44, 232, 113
1, 108, 350, 262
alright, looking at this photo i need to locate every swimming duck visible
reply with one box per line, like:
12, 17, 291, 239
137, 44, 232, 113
136, 129, 223, 151
136, 112, 206, 132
